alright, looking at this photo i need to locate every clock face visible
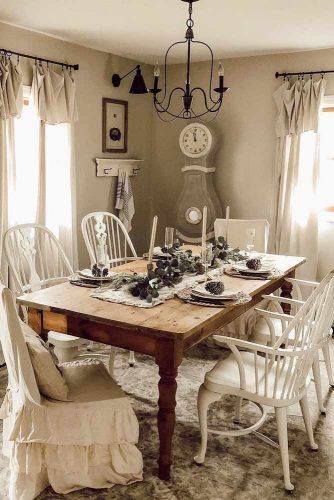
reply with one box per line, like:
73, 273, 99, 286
179, 123, 212, 158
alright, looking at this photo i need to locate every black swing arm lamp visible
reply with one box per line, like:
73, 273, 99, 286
112, 64, 148, 94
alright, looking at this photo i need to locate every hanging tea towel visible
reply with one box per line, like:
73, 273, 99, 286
115, 168, 135, 232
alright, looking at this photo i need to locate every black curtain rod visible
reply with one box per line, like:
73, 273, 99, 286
275, 69, 334, 79
0, 47, 79, 71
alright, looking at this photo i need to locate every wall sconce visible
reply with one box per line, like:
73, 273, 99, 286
112, 65, 148, 94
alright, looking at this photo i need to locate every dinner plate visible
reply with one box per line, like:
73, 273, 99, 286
191, 285, 239, 301
232, 262, 273, 275
78, 269, 115, 281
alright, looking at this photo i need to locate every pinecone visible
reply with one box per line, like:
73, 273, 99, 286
205, 280, 224, 295
246, 258, 261, 270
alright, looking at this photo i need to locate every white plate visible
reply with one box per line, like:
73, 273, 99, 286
78, 269, 115, 281
232, 262, 273, 274
191, 284, 239, 301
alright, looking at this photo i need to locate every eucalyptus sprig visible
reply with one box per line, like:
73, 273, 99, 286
212, 236, 246, 265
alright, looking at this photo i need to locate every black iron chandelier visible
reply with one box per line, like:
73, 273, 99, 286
112, 0, 229, 121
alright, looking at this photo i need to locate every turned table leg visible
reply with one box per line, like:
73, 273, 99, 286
280, 271, 295, 315
155, 338, 182, 480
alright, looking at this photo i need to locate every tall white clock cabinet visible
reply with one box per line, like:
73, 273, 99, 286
176, 122, 222, 242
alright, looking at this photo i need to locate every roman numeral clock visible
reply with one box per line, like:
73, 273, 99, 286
175, 123, 222, 242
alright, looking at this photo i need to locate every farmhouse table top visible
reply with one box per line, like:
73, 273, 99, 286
17, 254, 306, 341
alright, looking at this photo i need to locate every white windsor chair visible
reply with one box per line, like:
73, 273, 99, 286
81, 211, 138, 367
4, 223, 89, 363
4, 224, 114, 374
194, 270, 334, 492
254, 276, 334, 414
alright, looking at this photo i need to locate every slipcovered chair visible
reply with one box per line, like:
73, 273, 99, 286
0, 285, 143, 499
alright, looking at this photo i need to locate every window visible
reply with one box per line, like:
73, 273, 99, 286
8, 86, 72, 240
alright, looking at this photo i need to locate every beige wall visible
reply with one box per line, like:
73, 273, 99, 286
1, 19, 334, 274
151, 48, 334, 251
0, 21, 154, 267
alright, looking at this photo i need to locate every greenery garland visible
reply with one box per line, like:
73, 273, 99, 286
107, 239, 246, 304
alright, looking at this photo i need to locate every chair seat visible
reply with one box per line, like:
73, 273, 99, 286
251, 316, 284, 344
60, 358, 124, 402
48, 331, 87, 348
204, 351, 308, 404
251, 316, 300, 346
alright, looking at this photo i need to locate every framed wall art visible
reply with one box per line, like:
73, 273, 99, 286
102, 98, 128, 153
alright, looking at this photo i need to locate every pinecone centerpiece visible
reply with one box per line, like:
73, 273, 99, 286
91, 264, 109, 277
246, 257, 261, 271
205, 280, 224, 295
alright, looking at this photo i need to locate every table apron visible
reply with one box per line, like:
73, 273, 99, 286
43, 311, 157, 357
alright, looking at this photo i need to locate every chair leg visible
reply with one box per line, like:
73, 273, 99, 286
299, 394, 318, 451
275, 407, 294, 492
108, 347, 117, 378
194, 384, 221, 465
322, 342, 334, 387
312, 354, 326, 414
233, 397, 243, 424
128, 350, 135, 367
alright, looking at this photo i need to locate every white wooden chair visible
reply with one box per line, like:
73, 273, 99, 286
254, 276, 334, 414
4, 223, 90, 364
214, 218, 270, 252
0, 284, 143, 499
194, 270, 334, 492
4, 224, 114, 375
81, 211, 137, 367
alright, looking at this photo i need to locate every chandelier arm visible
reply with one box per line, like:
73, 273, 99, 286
191, 40, 216, 102
155, 40, 187, 106
154, 106, 184, 122
190, 86, 222, 114
154, 99, 186, 119
191, 99, 223, 118
191, 106, 221, 123
155, 87, 185, 113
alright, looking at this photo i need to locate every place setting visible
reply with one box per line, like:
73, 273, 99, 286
224, 256, 284, 280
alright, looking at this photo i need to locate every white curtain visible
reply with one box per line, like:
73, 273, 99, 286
0, 60, 79, 280
0, 59, 23, 280
33, 64, 79, 269
273, 78, 326, 279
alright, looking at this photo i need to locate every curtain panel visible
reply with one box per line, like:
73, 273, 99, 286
0, 59, 79, 283
32, 65, 78, 124
272, 78, 326, 279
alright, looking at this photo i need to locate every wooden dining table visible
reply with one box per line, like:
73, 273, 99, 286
17, 252, 305, 481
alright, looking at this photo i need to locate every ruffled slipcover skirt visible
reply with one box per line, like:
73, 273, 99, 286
1, 359, 143, 499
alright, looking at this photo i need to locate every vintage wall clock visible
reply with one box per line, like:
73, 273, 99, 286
175, 123, 222, 242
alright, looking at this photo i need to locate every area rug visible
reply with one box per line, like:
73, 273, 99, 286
1, 339, 334, 500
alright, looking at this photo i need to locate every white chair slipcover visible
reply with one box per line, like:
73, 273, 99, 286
214, 218, 270, 253
0, 285, 143, 499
